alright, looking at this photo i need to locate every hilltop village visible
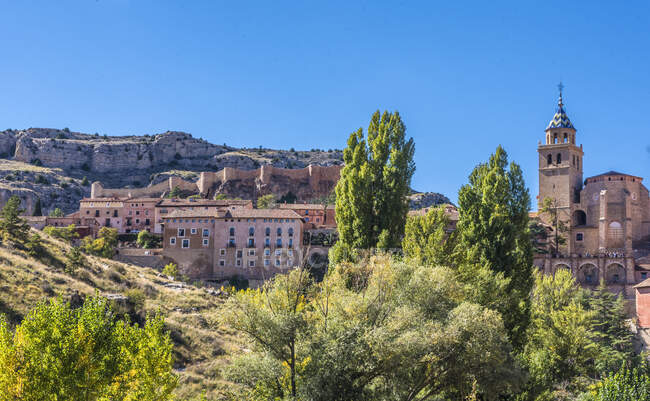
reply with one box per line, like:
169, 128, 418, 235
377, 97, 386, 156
19, 91, 650, 325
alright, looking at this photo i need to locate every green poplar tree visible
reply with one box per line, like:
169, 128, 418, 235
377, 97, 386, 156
332, 110, 415, 262
456, 145, 533, 349
402, 206, 457, 267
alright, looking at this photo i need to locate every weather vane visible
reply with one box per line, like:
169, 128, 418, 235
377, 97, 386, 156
558, 82, 564, 97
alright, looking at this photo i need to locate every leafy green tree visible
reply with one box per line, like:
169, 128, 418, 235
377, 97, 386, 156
82, 227, 118, 258
332, 110, 415, 261
48, 207, 65, 217
136, 230, 159, 249
456, 145, 533, 349
0, 296, 176, 400
0, 195, 29, 243
32, 198, 42, 217
43, 224, 79, 243
81, 176, 89, 186
167, 186, 182, 198
589, 280, 636, 375
593, 367, 650, 401
257, 194, 277, 209
224, 257, 521, 400
541, 196, 568, 254
402, 206, 457, 267
529, 217, 550, 254
522, 270, 597, 400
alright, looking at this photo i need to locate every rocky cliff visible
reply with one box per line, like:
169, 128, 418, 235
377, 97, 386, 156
0, 128, 343, 214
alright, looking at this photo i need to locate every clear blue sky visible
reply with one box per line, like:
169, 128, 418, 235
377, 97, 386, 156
1, 1, 649, 206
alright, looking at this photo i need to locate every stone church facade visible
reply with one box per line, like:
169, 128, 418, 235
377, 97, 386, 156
534, 90, 650, 298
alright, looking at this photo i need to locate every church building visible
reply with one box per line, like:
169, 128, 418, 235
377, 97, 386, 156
534, 88, 650, 300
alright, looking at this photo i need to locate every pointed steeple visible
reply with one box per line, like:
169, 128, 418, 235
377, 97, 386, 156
546, 82, 575, 130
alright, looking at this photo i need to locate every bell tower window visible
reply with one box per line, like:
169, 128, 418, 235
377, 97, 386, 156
556, 153, 562, 164
547, 154, 552, 165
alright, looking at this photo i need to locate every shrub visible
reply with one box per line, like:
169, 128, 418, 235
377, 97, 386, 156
25, 233, 44, 257
48, 208, 65, 217
64, 246, 85, 274
62, 127, 70, 133
82, 227, 118, 258
80, 176, 89, 186
162, 263, 179, 280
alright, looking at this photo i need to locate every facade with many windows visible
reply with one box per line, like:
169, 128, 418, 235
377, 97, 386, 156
162, 208, 303, 281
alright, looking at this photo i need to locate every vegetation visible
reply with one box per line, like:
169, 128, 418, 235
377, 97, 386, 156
136, 230, 160, 249
332, 110, 415, 262
541, 196, 569, 254
32, 198, 42, 217
82, 227, 118, 258
0, 196, 29, 243
402, 206, 457, 267
168, 186, 182, 198
455, 145, 533, 349
81, 176, 89, 186
162, 262, 180, 279
256, 194, 277, 209
48, 207, 65, 217
223, 257, 519, 400
43, 224, 79, 243
0, 297, 176, 400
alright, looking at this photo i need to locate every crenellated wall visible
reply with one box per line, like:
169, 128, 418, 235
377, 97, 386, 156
92, 164, 342, 201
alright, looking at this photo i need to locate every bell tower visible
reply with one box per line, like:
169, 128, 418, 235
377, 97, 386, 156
537, 84, 584, 235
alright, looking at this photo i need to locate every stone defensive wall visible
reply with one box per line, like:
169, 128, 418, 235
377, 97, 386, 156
91, 164, 342, 199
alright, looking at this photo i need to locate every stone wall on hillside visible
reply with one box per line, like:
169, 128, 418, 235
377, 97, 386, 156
92, 164, 342, 201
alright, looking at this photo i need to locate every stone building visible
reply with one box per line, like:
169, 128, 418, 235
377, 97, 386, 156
534, 89, 650, 300
161, 208, 303, 283
278, 203, 336, 229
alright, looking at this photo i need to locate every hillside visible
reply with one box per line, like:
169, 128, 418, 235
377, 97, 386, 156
0, 128, 344, 214
0, 229, 244, 400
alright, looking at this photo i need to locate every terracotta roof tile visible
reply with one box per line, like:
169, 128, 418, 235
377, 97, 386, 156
278, 203, 335, 210
226, 209, 303, 219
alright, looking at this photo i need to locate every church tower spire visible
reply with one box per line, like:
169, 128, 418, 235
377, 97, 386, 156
537, 85, 584, 253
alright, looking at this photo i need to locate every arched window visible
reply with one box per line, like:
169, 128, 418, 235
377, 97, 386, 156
563, 133, 568, 143
248, 227, 255, 237
553, 133, 558, 143
556, 153, 562, 164
277, 227, 282, 236
288, 227, 294, 237
573, 210, 587, 226
265, 227, 270, 236
547, 154, 552, 165
229, 227, 235, 236
276, 238, 282, 247
608, 221, 624, 248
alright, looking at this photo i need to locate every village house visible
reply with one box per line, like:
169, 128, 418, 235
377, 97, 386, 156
161, 208, 303, 283
277, 203, 336, 229
154, 198, 252, 233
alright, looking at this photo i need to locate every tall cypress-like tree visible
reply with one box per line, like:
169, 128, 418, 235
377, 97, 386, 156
32, 198, 42, 217
332, 111, 415, 262
456, 145, 533, 349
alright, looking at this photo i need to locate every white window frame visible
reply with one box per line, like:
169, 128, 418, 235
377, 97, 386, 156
248, 249, 256, 256
182, 239, 190, 248
275, 259, 281, 266
236, 259, 242, 267
203, 238, 209, 246
275, 249, 282, 256
264, 259, 270, 266
203, 228, 210, 237
177, 228, 185, 237
170, 237, 176, 245
249, 260, 255, 267
191, 228, 197, 235
220, 248, 226, 256
264, 249, 270, 256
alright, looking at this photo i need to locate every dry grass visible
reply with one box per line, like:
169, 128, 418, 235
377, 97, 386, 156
0, 230, 246, 400
0, 159, 59, 174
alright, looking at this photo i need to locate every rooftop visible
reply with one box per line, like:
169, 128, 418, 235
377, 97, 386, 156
278, 203, 335, 210
225, 209, 303, 219
157, 198, 252, 207
546, 88, 575, 130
